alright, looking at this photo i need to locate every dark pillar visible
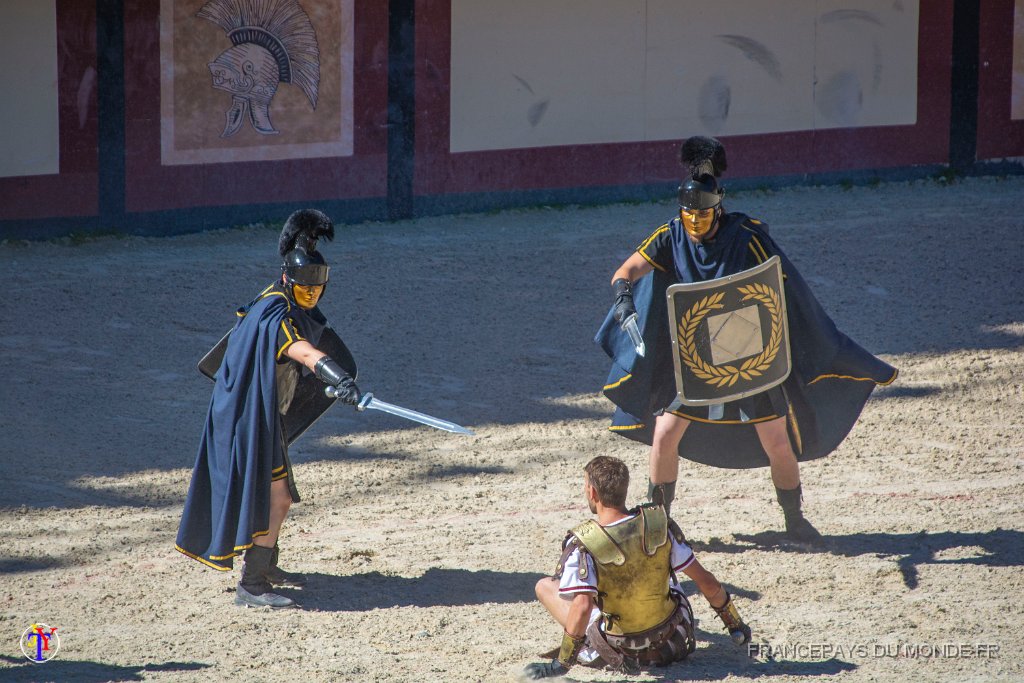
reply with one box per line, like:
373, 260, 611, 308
949, 0, 980, 173
387, 0, 416, 220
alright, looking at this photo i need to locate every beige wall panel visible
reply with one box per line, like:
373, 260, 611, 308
644, 1, 816, 137
0, 0, 59, 178
451, 0, 919, 153
812, 1, 918, 128
450, 0, 647, 152
160, 0, 354, 166
1013, 0, 1024, 120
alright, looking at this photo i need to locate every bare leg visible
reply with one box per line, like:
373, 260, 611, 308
650, 412, 691, 484
254, 478, 292, 548
754, 416, 800, 490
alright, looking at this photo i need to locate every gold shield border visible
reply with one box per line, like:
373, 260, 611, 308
666, 255, 792, 406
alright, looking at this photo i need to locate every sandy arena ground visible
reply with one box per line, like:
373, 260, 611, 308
1, 176, 1023, 682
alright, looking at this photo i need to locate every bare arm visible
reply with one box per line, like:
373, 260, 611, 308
680, 557, 726, 607
284, 339, 327, 372
681, 556, 751, 643
611, 251, 654, 286
564, 592, 595, 637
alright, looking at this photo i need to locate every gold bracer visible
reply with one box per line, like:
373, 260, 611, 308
557, 631, 586, 667
714, 592, 744, 630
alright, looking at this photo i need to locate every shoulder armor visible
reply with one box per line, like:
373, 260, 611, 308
637, 503, 669, 555
570, 520, 625, 566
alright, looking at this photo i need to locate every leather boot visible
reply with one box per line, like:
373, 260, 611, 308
775, 485, 823, 544
648, 480, 677, 517
265, 543, 307, 587
235, 545, 295, 608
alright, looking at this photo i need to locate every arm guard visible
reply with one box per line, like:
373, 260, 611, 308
313, 356, 349, 387
713, 592, 752, 645
557, 631, 586, 668
611, 278, 637, 324
314, 356, 360, 405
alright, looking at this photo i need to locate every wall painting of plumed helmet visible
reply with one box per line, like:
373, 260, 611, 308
159, 0, 353, 165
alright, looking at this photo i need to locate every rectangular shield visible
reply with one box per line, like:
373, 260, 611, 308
666, 255, 791, 406
197, 324, 357, 445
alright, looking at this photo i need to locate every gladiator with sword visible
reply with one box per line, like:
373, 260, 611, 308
175, 209, 471, 609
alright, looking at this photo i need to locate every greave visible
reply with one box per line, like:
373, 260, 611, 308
648, 480, 677, 516
239, 545, 275, 595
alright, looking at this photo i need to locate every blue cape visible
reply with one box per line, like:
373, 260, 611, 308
176, 289, 314, 570
596, 214, 897, 469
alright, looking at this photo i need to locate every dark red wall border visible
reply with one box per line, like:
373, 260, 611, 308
0, 1, 98, 220
122, 0, 389, 213
976, 0, 1024, 160
414, 1, 953, 196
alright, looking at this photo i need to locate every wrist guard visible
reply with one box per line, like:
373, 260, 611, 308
557, 631, 586, 668
612, 278, 636, 324
313, 356, 349, 387
713, 592, 751, 644
612, 278, 633, 302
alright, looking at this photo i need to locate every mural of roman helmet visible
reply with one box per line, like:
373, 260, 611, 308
197, 0, 321, 137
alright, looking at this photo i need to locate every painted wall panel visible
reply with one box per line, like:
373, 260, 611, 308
159, 0, 354, 165
450, 0, 919, 154
450, 0, 647, 152
0, 0, 98, 223
0, 1, 60, 178
123, 0, 388, 214
420, 0, 948, 197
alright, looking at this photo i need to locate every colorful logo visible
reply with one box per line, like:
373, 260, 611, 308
20, 623, 60, 663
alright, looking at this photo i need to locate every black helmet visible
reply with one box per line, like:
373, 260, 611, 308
279, 209, 334, 286
678, 173, 725, 211
677, 135, 727, 211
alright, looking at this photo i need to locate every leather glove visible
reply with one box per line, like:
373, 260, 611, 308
314, 357, 362, 406
331, 375, 362, 406
522, 660, 567, 680
612, 278, 637, 325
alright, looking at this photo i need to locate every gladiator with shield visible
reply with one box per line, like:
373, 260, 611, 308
596, 136, 897, 542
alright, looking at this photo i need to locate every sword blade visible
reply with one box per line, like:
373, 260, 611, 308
359, 394, 474, 435
623, 314, 646, 357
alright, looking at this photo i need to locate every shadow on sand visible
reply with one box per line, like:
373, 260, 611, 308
0, 655, 210, 683
275, 567, 547, 612
702, 527, 1023, 589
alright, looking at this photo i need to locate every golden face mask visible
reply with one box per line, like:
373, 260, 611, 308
292, 283, 324, 309
681, 207, 718, 240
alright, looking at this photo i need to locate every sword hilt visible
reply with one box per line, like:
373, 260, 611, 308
324, 385, 373, 412
356, 392, 373, 411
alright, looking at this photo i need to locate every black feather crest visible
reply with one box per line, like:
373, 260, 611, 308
680, 136, 727, 179
278, 209, 335, 257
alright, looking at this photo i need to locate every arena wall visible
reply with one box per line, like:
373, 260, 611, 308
0, 0, 1021, 239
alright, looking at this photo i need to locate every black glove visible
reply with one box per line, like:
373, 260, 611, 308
611, 278, 636, 325
314, 357, 361, 406
332, 375, 362, 406
522, 660, 567, 680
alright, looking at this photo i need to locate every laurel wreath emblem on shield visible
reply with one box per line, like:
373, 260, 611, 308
676, 283, 783, 388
